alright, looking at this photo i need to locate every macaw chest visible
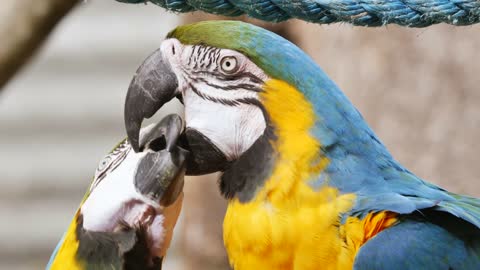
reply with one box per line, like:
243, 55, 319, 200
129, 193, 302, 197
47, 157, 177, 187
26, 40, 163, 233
222, 191, 360, 270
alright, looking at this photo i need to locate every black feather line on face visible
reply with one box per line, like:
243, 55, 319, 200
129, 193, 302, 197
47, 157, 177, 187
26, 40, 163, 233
191, 45, 220, 70
206, 47, 217, 69
189, 83, 241, 106
198, 47, 206, 68
184, 66, 264, 107
193, 77, 262, 92
91, 140, 131, 192
190, 70, 264, 84
187, 47, 194, 66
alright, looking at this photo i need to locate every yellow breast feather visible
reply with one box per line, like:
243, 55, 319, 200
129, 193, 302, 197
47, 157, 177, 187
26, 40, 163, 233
223, 79, 397, 270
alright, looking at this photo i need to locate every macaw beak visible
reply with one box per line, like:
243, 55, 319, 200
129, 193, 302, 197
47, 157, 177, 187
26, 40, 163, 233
136, 114, 187, 206
125, 49, 178, 153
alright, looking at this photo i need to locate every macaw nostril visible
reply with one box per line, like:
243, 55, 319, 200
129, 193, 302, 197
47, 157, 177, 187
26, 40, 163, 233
148, 136, 167, 152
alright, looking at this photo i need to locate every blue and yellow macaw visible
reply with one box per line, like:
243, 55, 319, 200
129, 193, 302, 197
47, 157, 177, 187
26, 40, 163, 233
47, 115, 187, 270
124, 21, 480, 270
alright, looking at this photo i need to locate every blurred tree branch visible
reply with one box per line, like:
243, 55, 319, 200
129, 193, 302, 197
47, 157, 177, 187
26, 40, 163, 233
0, 0, 78, 91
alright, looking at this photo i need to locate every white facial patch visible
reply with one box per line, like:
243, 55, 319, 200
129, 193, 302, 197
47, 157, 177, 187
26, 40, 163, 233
183, 88, 266, 160
81, 149, 159, 231
160, 39, 270, 160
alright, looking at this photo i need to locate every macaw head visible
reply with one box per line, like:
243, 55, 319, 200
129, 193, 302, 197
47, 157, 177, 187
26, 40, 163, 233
125, 20, 384, 201
47, 115, 187, 269
125, 21, 273, 174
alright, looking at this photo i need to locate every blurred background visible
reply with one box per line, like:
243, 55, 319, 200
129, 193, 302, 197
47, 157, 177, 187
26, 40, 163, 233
0, 1, 479, 269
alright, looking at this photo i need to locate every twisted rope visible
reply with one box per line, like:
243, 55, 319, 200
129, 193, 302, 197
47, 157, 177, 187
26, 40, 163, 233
116, 0, 480, 27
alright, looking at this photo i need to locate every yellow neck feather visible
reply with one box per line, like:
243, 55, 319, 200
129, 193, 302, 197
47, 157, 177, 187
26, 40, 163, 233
257, 79, 330, 204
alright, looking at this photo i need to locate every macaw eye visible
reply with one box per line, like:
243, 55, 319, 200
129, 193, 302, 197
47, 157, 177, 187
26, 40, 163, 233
90, 140, 130, 192
97, 156, 112, 172
220, 56, 239, 73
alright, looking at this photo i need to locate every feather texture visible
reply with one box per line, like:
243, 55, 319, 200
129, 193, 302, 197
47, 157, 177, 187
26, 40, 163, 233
168, 20, 480, 269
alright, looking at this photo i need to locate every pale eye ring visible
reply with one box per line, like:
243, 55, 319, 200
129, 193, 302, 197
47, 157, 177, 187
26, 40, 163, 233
97, 156, 111, 172
220, 56, 239, 73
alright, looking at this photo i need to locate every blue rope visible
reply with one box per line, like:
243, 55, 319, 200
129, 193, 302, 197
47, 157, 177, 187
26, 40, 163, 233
116, 0, 480, 27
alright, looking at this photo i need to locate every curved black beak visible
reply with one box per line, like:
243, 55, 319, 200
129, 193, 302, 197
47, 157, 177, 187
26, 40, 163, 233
125, 49, 178, 152
135, 114, 187, 206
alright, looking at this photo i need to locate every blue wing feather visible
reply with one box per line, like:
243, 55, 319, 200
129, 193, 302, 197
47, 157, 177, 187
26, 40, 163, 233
317, 133, 480, 228
353, 214, 480, 270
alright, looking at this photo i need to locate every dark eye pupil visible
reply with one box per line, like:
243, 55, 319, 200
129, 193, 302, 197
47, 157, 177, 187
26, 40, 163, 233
225, 61, 231, 67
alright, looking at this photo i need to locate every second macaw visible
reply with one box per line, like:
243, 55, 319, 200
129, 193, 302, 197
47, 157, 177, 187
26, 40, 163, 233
123, 21, 480, 269
47, 115, 187, 270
